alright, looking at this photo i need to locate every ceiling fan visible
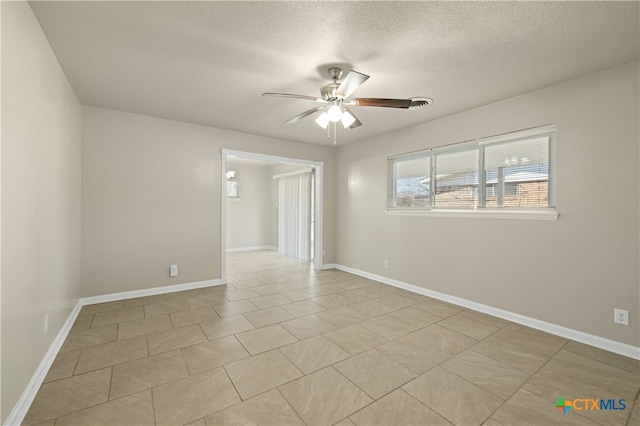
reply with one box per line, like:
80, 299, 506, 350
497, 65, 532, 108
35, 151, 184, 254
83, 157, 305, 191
262, 67, 432, 143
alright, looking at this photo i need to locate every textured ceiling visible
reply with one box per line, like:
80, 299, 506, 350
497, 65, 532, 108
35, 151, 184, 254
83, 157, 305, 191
30, 1, 639, 146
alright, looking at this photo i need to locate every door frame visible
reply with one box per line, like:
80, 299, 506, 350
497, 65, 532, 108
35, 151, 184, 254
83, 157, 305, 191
220, 149, 324, 283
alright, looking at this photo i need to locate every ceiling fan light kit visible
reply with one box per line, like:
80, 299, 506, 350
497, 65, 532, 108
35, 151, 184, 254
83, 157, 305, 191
263, 67, 432, 144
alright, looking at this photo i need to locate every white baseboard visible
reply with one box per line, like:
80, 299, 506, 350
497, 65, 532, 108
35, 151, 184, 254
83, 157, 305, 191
80, 278, 223, 306
226, 246, 277, 253
5, 278, 224, 426
4, 301, 83, 426
329, 264, 640, 360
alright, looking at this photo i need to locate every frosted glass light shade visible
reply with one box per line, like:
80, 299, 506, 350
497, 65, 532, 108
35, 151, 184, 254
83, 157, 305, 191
315, 112, 329, 129
327, 104, 342, 122
341, 110, 356, 128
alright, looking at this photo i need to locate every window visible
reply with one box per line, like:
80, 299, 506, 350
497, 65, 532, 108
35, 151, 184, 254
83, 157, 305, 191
387, 125, 556, 214
389, 152, 431, 208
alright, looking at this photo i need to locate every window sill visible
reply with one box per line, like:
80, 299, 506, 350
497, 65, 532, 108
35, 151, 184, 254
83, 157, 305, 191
385, 208, 559, 221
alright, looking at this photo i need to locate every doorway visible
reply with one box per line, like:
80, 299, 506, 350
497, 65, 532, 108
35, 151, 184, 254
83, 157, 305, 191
220, 149, 324, 283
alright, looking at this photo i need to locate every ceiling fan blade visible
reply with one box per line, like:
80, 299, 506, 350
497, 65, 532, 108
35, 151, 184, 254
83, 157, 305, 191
352, 98, 412, 109
262, 92, 325, 102
284, 106, 326, 124
343, 107, 362, 129
336, 70, 370, 98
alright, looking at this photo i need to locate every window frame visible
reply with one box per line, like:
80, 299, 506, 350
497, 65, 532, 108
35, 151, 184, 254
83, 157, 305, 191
386, 124, 558, 220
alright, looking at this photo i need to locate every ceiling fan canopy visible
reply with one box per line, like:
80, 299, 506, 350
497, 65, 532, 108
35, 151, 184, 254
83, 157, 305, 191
262, 67, 432, 138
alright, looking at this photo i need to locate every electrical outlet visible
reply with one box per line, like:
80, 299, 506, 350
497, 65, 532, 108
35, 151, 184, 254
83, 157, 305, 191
322, 249, 326, 257
614, 308, 629, 326
384, 259, 389, 268
44, 314, 49, 335
170, 264, 178, 277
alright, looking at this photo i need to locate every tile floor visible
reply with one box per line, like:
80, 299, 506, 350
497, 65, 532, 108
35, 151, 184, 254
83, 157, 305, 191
24, 250, 639, 425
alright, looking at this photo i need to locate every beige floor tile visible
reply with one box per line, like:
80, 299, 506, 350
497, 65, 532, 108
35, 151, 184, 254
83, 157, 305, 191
346, 299, 395, 318
313, 294, 356, 309
323, 324, 388, 355
170, 306, 219, 327
147, 324, 207, 355
213, 299, 259, 317
70, 311, 95, 332
250, 294, 293, 309
204, 389, 303, 425
110, 350, 188, 400
457, 309, 511, 328
359, 314, 419, 340
441, 350, 530, 399
199, 314, 255, 340
186, 293, 228, 309
281, 288, 319, 302
541, 350, 639, 397
523, 367, 630, 425
56, 390, 154, 425
387, 306, 442, 328
43, 349, 80, 383
242, 306, 294, 328
75, 336, 148, 374
279, 367, 373, 425
335, 418, 356, 426
224, 288, 262, 301
487, 388, 598, 425
181, 335, 250, 373
349, 389, 452, 426
410, 324, 476, 355
280, 300, 326, 317
393, 290, 432, 302
186, 418, 207, 426
333, 279, 367, 291
472, 324, 568, 374
403, 367, 504, 425
123, 294, 168, 308
225, 350, 303, 400
367, 283, 399, 296
165, 288, 210, 301
372, 293, 419, 309
438, 314, 501, 340
253, 284, 291, 295
23, 368, 111, 425
340, 288, 379, 302
60, 324, 117, 353
153, 367, 240, 425
280, 314, 336, 340
310, 283, 344, 296
377, 333, 451, 374
235, 324, 298, 355
82, 301, 124, 314
563, 340, 640, 374
280, 335, 351, 374
335, 349, 416, 399
413, 299, 464, 318
316, 306, 369, 328
117, 314, 173, 340
144, 299, 191, 317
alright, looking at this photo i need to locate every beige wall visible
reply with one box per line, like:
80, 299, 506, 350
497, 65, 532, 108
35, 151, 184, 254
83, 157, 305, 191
1, 2, 82, 421
336, 62, 639, 346
82, 106, 337, 297
226, 163, 271, 250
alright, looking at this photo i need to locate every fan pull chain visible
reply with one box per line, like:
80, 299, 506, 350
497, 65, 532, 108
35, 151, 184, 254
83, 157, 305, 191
333, 122, 337, 145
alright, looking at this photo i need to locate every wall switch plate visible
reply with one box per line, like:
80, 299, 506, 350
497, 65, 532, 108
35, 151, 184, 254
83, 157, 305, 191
170, 264, 178, 277
614, 308, 629, 326
44, 314, 49, 335
384, 259, 389, 268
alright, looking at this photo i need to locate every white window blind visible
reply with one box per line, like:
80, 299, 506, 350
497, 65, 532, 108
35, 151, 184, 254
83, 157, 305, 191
389, 153, 431, 208
278, 172, 312, 261
434, 143, 478, 208
387, 124, 557, 215
482, 135, 553, 208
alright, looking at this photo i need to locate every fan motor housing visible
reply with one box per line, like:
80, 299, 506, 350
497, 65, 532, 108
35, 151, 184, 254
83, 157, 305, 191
320, 83, 340, 101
